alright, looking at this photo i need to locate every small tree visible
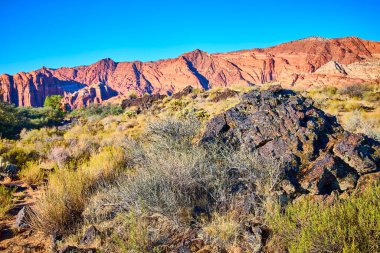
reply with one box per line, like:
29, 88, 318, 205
44, 95, 63, 110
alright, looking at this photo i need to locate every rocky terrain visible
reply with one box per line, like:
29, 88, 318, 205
0, 85, 379, 252
1, 37, 380, 108
203, 86, 380, 197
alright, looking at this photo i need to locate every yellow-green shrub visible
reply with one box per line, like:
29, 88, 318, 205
203, 212, 240, 246
19, 161, 45, 185
112, 211, 150, 253
31, 146, 126, 235
268, 184, 380, 253
0, 185, 13, 219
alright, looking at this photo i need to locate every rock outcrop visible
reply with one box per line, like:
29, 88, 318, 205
1, 37, 380, 108
202, 86, 380, 195
63, 82, 118, 109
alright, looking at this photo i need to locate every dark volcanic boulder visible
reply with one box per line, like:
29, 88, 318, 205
172, 85, 197, 99
333, 133, 380, 174
121, 93, 166, 111
0, 163, 19, 179
209, 88, 239, 102
202, 87, 380, 195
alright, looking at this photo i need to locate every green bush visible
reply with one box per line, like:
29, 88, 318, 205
0, 101, 64, 139
44, 95, 63, 110
268, 184, 380, 253
71, 104, 123, 118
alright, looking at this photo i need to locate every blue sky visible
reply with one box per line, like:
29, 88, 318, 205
1, 0, 379, 74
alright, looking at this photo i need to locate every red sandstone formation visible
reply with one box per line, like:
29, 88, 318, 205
1, 36, 379, 108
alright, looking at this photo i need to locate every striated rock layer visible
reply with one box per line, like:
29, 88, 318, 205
1, 36, 380, 108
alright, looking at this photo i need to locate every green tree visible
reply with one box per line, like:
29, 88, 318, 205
44, 95, 63, 110
0, 102, 19, 138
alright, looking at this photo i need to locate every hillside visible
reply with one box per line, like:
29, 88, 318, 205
1, 37, 380, 108
0, 85, 379, 252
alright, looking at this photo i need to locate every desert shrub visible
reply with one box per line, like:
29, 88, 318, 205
338, 84, 372, 98
362, 91, 380, 103
31, 146, 128, 235
179, 107, 210, 121
124, 110, 137, 118
203, 212, 240, 247
268, 183, 380, 253
19, 161, 45, 185
344, 110, 380, 140
0, 101, 64, 139
167, 98, 188, 111
71, 104, 123, 118
92, 116, 285, 227
145, 116, 200, 150
0, 102, 19, 139
1, 146, 38, 168
126, 90, 138, 99
112, 211, 150, 253
323, 86, 338, 96
0, 185, 14, 219
48, 146, 70, 168
343, 101, 364, 112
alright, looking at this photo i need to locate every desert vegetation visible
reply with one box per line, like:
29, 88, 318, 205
0, 85, 379, 252
0, 185, 14, 219
302, 83, 380, 140
0, 95, 65, 139
268, 183, 380, 253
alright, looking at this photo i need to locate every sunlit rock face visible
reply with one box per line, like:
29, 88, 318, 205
1, 37, 380, 108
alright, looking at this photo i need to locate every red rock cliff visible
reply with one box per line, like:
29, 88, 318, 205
1, 37, 379, 108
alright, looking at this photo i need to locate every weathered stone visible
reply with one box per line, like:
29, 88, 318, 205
121, 93, 165, 110
333, 133, 380, 174
79, 225, 99, 245
202, 88, 379, 196
172, 85, 196, 99
14, 206, 33, 230
0, 163, 19, 179
209, 89, 238, 102
58, 245, 96, 253
300, 154, 359, 194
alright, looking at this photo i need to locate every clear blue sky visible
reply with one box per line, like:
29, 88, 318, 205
1, 0, 379, 74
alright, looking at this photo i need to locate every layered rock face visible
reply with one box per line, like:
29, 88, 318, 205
202, 86, 380, 196
1, 36, 380, 108
63, 82, 118, 109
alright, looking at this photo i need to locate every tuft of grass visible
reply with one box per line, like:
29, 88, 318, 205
19, 161, 45, 185
112, 211, 150, 253
31, 146, 127, 235
0, 185, 14, 219
203, 212, 240, 247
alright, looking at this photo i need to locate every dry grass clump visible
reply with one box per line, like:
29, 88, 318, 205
19, 161, 46, 185
303, 83, 380, 139
31, 146, 128, 235
343, 110, 380, 140
0, 185, 14, 219
202, 212, 241, 247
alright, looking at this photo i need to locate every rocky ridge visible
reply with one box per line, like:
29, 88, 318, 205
1, 36, 380, 108
202, 86, 380, 196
